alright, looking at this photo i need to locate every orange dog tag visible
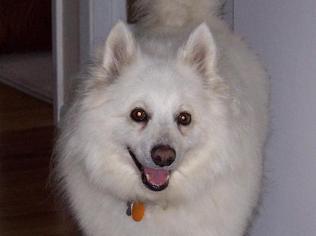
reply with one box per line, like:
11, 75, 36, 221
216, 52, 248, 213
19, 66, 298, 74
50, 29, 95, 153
131, 201, 145, 222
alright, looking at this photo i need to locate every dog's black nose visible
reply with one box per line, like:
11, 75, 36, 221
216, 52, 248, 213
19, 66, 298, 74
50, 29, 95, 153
151, 145, 176, 167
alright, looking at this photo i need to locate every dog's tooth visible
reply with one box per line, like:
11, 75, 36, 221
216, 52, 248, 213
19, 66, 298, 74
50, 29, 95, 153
145, 173, 150, 181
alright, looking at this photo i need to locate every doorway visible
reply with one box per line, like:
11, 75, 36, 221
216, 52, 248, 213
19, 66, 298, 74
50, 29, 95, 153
0, 1, 77, 235
0, 0, 53, 102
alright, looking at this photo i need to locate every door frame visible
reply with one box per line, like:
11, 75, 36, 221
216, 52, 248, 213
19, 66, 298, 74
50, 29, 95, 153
52, 0, 64, 123
79, 0, 127, 65
52, 0, 126, 122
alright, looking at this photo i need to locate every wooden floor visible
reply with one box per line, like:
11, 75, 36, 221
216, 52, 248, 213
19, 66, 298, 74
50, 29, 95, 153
0, 83, 77, 236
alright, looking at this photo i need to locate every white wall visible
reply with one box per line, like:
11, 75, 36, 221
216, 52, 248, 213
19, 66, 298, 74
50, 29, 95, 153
234, 1, 316, 235
223, 0, 234, 28
79, 0, 126, 64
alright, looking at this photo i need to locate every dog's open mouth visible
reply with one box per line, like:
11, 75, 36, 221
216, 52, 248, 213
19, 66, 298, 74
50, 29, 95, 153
128, 148, 170, 192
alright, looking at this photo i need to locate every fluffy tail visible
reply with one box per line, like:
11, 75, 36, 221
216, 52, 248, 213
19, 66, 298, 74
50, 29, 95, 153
134, 0, 225, 29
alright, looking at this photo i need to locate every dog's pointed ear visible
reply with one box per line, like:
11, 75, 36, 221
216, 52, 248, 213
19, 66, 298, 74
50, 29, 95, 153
103, 21, 137, 78
178, 23, 217, 78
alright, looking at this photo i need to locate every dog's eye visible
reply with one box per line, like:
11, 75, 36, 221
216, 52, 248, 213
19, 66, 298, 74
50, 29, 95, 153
177, 112, 192, 126
130, 108, 148, 123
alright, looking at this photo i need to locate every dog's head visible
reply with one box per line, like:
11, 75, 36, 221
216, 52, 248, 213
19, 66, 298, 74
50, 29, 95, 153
61, 22, 232, 203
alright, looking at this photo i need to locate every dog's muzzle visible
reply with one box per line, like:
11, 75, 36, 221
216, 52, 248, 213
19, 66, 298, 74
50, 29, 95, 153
128, 146, 174, 192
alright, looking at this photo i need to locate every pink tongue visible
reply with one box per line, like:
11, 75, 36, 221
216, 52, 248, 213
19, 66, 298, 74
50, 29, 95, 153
143, 167, 169, 186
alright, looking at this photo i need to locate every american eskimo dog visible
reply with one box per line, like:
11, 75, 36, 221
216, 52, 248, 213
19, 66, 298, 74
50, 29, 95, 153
55, 0, 269, 235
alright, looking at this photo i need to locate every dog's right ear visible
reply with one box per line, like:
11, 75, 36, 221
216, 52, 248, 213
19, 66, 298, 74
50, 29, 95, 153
177, 23, 217, 79
103, 21, 137, 78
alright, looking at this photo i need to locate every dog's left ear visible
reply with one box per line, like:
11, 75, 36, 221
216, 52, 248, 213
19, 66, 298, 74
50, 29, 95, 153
103, 21, 137, 78
178, 23, 217, 79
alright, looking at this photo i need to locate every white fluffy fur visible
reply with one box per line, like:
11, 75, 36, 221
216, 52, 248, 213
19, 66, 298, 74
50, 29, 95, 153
55, 0, 269, 235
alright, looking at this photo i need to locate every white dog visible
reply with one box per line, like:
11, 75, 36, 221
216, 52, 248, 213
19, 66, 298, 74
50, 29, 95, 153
55, 0, 269, 235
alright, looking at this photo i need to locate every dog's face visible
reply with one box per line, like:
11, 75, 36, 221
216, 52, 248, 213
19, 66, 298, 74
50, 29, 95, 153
65, 22, 230, 203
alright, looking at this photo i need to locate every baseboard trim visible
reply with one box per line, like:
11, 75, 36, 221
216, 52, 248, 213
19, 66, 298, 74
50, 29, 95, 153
0, 76, 52, 104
